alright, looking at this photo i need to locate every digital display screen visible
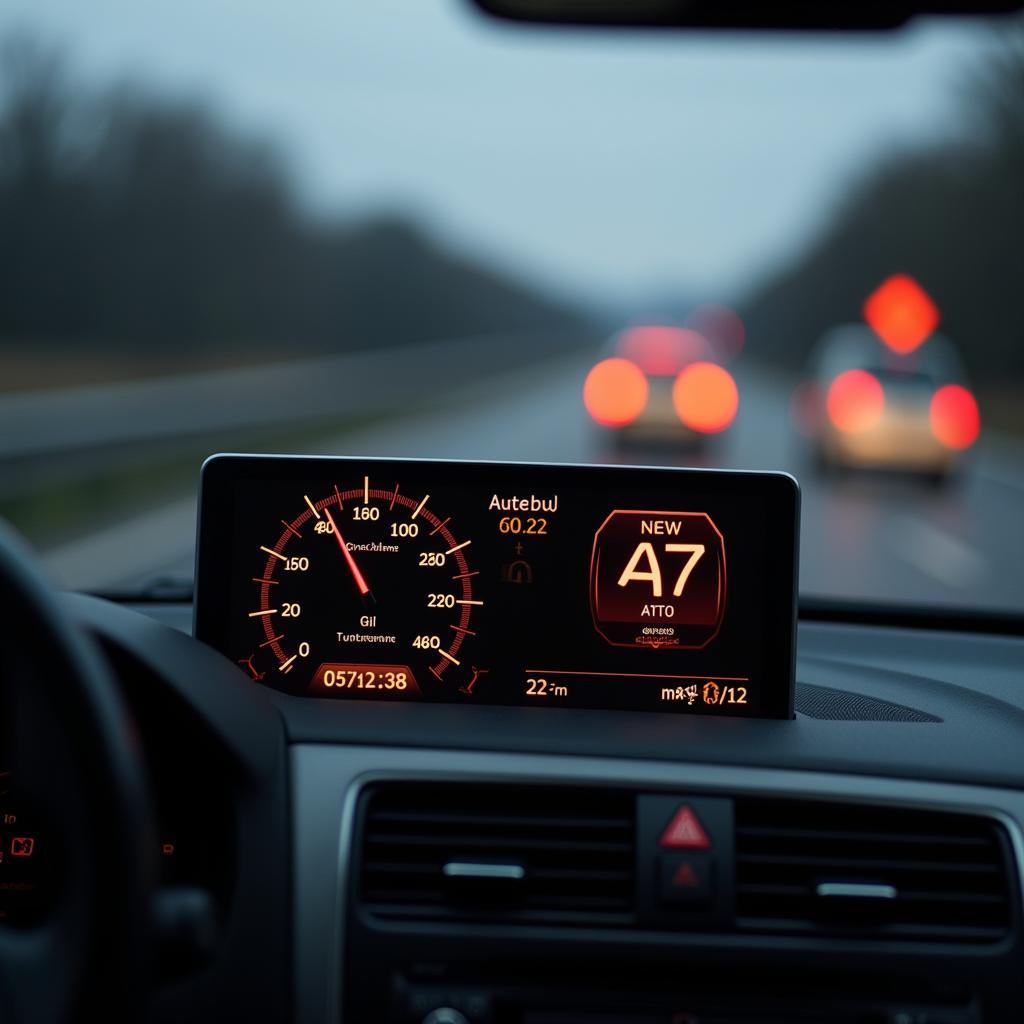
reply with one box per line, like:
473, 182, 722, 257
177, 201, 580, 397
194, 455, 799, 718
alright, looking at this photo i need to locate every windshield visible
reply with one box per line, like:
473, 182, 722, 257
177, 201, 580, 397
1, 1, 1022, 613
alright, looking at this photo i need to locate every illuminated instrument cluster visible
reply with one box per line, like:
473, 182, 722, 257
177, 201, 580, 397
196, 457, 798, 719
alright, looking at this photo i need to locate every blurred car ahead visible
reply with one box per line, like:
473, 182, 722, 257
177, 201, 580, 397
583, 324, 739, 450
799, 323, 981, 481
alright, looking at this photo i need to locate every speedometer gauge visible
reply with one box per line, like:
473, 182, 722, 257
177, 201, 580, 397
248, 476, 479, 696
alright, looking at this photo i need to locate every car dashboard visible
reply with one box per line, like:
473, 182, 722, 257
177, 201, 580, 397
7, 455, 1024, 1023
64, 597, 1024, 1023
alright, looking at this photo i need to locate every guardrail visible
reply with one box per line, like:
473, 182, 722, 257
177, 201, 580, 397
0, 330, 593, 500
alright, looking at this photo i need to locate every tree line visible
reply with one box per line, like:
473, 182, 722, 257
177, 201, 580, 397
741, 21, 1024, 386
0, 34, 586, 358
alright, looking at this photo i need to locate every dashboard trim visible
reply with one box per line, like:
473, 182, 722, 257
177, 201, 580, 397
289, 744, 1024, 1024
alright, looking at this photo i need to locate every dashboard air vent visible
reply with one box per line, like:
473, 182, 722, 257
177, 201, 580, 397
358, 783, 636, 926
735, 798, 1013, 943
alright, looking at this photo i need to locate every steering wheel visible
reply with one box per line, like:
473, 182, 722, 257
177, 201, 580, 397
0, 520, 157, 1024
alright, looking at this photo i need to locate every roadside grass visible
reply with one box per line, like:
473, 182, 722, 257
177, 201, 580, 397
0, 405, 441, 549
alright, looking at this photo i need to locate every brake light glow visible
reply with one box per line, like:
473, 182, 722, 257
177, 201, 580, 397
863, 275, 939, 354
930, 384, 980, 450
686, 304, 745, 360
583, 357, 649, 427
618, 326, 707, 376
826, 369, 885, 434
672, 361, 739, 433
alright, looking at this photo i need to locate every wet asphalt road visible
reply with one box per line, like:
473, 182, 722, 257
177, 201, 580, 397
40, 353, 1024, 613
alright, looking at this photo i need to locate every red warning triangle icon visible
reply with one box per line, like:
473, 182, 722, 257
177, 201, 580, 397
659, 805, 711, 850
671, 862, 699, 889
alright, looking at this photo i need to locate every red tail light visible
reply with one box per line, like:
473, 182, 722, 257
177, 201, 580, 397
583, 357, 649, 427
618, 326, 708, 376
686, 304, 745, 360
826, 369, 885, 434
930, 384, 980, 450
672, 361, 739, 434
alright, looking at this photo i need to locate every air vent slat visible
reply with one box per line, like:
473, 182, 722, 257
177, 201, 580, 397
365, 833, 631, 853
736, 825, 992, 848
372, 810, 630, 830
358, 783, 637, 927
735, 799, 1013, 944
738, 853, 1000, 874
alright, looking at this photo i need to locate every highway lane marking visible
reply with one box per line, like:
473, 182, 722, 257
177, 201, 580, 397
888, 515, 987, 589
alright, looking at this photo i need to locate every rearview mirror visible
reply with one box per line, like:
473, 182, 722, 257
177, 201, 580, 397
468, 0, 1024, 30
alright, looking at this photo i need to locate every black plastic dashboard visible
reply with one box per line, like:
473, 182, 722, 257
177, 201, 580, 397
58, 593, 1024, 1023
118, 596, 1024, 787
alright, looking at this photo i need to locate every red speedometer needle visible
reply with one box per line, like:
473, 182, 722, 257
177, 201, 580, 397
323, 507, 372, 597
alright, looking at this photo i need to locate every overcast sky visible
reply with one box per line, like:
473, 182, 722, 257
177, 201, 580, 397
0, 0, 1000, 308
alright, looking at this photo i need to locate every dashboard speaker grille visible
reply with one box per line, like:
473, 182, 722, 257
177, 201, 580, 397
795, 682, 941, 722
357, 782, 636, 926
735, 798, 1014, 943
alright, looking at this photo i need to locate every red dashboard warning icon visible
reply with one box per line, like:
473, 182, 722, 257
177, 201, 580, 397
659, 806, 711, 850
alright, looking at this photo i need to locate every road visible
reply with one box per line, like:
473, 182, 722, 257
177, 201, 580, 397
39, 352, 1024, 613
0, 331, 587, 501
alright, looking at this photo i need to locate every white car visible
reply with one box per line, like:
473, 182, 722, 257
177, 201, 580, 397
802, 325, 980, 480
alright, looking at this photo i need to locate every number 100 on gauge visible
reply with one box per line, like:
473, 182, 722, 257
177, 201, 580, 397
589, 510, 726, 649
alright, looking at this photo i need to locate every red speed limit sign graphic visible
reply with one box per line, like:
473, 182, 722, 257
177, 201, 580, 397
589, 510, 726, 649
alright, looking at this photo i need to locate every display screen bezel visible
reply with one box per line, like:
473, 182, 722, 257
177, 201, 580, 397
193, 454, 800, 719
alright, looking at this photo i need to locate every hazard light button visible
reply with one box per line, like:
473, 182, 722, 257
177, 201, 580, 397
658, 805, 712, 850
659, 853, 714, 907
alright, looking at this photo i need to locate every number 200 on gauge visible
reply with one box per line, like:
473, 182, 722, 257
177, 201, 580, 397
589, 510, 726, 649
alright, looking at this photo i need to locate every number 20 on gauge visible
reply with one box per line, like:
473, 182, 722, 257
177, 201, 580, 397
589, 510, 726, 649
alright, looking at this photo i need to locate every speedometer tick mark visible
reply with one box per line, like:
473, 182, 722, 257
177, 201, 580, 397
261, 545, 287, 561
279, 655, 297, 672
252, 577, 278, 585
452, 570, 479, 580
259, 634, 283, 648
303, 494, 321, 519
390, 482, 399, 510
411, 494, 429, 519
446, 539, 471, 555
281, 520, 302, 539
249, 608, 277, 617
429, 516, 451, 536
438, 648, 461, 666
